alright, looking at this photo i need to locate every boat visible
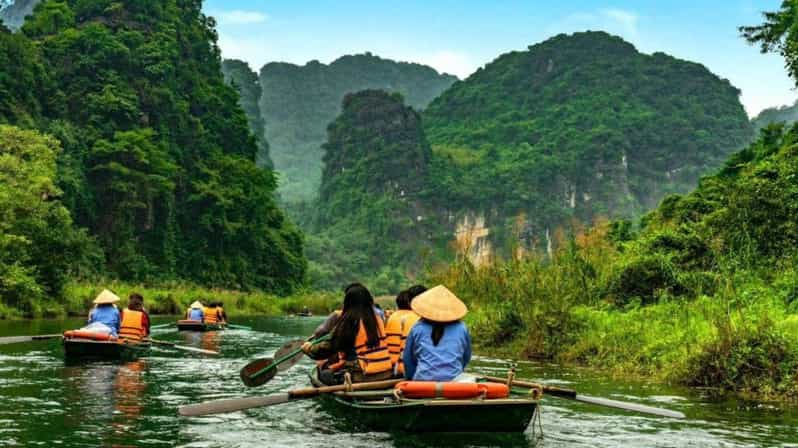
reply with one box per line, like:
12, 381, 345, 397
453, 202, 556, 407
63, 337, 150, 361
176, 320, 225, 332
308, 368, 539, 433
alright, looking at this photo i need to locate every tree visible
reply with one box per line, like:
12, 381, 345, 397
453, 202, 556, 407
741, 1, 798, 86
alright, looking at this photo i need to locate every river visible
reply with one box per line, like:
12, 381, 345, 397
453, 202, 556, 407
0, 316, 796, 447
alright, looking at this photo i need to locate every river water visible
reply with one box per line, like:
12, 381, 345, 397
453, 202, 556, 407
0, 316, 796, 447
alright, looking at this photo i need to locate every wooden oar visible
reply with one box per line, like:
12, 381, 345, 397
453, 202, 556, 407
226, 324, 251, 330
150, 323, 172, 330
240, 334, 331, 387
481, 375, 686, 419
179, 378, 402, 417
0, 334, 62, 346
146, 338, 220, 356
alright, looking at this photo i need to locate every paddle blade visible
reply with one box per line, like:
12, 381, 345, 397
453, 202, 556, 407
179, 393, 291, 417
240, 358, 278, 387
575, 394, 686, 419
273, 340, 305, 372
0, 334, 62, 346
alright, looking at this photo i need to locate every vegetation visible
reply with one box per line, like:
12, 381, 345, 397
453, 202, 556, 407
751, 100, 798, 132
259, 53, 457, 204
423, 31, 753, 255
222, 59, 272, 168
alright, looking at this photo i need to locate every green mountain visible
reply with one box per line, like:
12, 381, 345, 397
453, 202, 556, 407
423, 31, 753, 256
0, 0, 305, 309
752, 100, 798, 132
259, 53, 457, 203
222, 59, 272, 168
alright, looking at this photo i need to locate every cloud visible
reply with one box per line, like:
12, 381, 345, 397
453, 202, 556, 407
549, 8, 640, 42
213, 10, 269, 25
414, 51, 476, 79
600, 8, 639, 37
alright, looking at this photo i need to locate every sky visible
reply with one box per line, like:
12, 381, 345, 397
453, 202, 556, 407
203, 0, 796, 117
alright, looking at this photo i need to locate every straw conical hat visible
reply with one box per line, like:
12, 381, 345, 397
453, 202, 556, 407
93, 289, 120, 305
410, 285, 467, 323
190, 301, 203, 309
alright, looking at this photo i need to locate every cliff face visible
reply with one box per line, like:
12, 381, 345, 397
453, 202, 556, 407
222, 59, 272, 167
422, 31, 754, 259
0, 0, 39, 30
259, 53, 457, 203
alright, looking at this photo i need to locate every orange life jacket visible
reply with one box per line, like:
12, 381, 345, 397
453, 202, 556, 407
385, 309, 420, 375
204, 307, 219, 324
119, 310, 146, 341
330, 314, 392, 375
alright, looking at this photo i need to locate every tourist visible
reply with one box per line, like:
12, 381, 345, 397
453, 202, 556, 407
119, 293, 150, 342
385, 285, 426, 376
86, 289, 121, 336
186, 301, 204, 321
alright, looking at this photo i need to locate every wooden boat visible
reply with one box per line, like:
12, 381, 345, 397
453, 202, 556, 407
176, 320, 225, 332
63, 337, 150, 361
309, 368, 539, 433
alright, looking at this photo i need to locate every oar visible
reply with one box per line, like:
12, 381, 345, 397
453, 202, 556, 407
150, 323, 172, 330
179, 378, 402, 417
226, 324, 251, 330
481, 375, 686, 419
146, 338, 220, 356
239, 334, 331, 387
0, 334, 63, 346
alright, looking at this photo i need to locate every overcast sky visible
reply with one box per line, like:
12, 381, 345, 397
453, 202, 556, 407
204, 0, 796, 117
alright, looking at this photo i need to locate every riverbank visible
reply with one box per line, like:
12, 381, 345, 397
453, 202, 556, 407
0, 281, 340, 320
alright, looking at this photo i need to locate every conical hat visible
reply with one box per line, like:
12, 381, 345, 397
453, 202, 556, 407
190, 301, 203, 309
410, 285, 467, 323
93, 289, 121, 305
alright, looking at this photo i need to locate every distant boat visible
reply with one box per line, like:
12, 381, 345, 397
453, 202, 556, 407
176, 319, 225, 332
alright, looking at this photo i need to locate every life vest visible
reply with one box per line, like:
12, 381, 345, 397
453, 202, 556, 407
385, 310, 420, 375
119, 310, 146, 341
203, 307, 219, 324
330, 314, 392, 375
395, 381, 509, 399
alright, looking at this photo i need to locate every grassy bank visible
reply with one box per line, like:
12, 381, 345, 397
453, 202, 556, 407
429, 222, 798, 402
0, 281, 340, 320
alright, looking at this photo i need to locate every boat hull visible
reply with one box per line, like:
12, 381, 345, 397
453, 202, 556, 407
176, 320, 224, 332
309, 369, 538, 433
63, 339, 150, 361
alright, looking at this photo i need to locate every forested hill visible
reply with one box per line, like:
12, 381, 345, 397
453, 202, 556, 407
423, 31, 753, 256
222, 59, 272, 168
0, 0, 305, 313
752, 100, 798, 132
259, 53, 457, 203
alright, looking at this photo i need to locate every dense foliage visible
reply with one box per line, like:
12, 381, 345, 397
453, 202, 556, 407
259, 53, 457, 203
423, 31, 753, 253
222, 59, 272, 168
0, 0, 306, 308
751, 99, 798, 131
308, 90, 440, 292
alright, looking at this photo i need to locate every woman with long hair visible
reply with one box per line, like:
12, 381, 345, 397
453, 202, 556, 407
402, 285, 472, 381
302, 283, 393, 384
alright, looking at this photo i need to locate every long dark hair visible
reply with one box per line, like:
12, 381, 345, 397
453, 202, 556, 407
332, 284, 380, 351
431, 323, 446, 346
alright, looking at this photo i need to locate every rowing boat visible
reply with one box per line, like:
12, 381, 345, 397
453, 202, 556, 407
62, 338, 150, 361
308, 368, 538, 433
176, 320, 225, 332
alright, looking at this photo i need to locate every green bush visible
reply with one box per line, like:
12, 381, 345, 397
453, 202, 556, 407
606, 254, 683, 306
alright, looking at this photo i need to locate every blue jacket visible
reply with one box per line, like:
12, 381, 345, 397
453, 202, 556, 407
88, 305, 121, 335
188, 308, 204, 320
402, 319, 472, 381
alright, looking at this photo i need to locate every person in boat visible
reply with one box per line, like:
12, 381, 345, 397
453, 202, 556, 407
402, 285, 472, 381
203, 302, 222, 326
309, 282, 382, 339
302, 284, 393, 385
216, 301, 228, 324
186, 301, 204, 321
119, 293, 150, 342
385, 285, 426, 377
86, 289, 122, 336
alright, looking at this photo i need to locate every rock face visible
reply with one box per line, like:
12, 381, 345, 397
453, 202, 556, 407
423, 31, 753, 258
259, 53, 457, 203
222, 59, 272, 167
0, 0, 39, 30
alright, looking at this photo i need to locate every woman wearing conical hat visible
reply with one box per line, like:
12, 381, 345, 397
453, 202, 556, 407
402, 285, 472, 381
186, 300, 205, 321
87, 289, 121, 336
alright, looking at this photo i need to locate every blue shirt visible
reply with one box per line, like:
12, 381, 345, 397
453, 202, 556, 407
188, 308, 204, 320
88, 305, 120, 335
402, 320, 472, 381
373, 306, 385, 322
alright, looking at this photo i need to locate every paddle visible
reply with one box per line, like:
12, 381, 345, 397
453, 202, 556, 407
226, 324, 251, 330
481, 375, 686, 419
179, 378, 402, 417
0, 334, 62, 346
239, 334, 332, 387
150, 323, 172, 330
146, 338, 220, 356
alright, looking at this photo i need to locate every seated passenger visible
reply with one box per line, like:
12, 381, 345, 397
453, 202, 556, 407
119, 293, 150, 342
86, 289, 121, 336
186, 301, 204, 321
385, 285, 426, 376
302, 284, 393, 385
402, 285, 472, 381
216, 301, 228, 324
204, 301, 220, 325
